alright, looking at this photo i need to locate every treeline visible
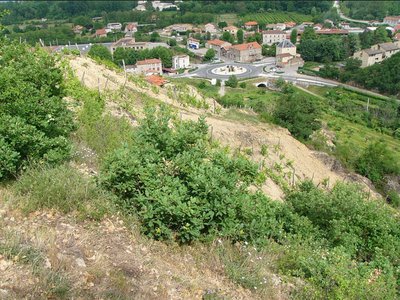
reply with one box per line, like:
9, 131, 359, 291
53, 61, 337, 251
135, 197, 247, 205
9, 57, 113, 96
343, 1, 400, 20
319, 52, 400, 96
179, 1, 332, 15
298, 26, 392, 63
0, 1, 137, 24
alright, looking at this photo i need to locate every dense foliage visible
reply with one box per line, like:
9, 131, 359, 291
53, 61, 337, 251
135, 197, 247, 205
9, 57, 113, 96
0, 39, 74, 180
273, 87, 322, 140
319, 52, 400, 96
343, 1, 400, 20
98, 104, 400, 297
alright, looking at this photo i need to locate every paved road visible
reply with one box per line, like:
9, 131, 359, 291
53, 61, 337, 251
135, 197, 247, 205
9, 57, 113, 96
333, 0, 383, 25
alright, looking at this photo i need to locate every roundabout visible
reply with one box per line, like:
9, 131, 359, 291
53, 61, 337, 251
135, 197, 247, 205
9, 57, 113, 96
193, 62, 262, 80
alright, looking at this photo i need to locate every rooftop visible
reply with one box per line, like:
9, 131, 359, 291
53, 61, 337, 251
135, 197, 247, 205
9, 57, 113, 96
277, 39, 296, 48
136, 58, 162, 65
230, 42, 261, 51
263, 30, 286, 34
245, 21, 258, 26
365, 49, 385, 56
207, 39, 231, 46
378, 42, 400, 51
112, 37, 137, 47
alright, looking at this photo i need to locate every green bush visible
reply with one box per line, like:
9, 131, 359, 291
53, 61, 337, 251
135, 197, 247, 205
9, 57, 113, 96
273, 92, 321, 140
100, 106, 311, 244
0, 40, 75, 180
225, 75, 238, 88
13, 164, 113, 220
355, 141, 400, 187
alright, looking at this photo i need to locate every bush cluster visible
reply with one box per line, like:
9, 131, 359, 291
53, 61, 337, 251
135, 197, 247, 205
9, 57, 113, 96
0, 40, 75, 180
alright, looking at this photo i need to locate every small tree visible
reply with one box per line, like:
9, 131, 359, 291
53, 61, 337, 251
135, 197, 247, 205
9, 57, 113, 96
218, 21, 227, 29
222, 31, 234, 43
225, 75, 238, 88
88, 44, 112, 61
203, 48, 216, 61
150, 32, 161, 42
290, 29, 298, 44
168, 39, 177, 46
237, 29, 244, 44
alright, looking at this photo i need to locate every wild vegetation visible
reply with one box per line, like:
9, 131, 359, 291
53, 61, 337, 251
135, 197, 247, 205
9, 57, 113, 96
2, 10, 400, 297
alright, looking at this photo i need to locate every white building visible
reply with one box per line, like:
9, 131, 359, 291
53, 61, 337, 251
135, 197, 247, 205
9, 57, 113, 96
262, 30, 286, 45
187, 37, 200, 50
205, 23, 218, 34
107, 23, 122, 31
152, 1, 179, 11
172, 55, 190, 70
384, 16, 400, 26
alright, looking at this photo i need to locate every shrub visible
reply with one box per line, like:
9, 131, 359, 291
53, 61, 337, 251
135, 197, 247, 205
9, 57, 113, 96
225, 75, 238, 88
100, 106, 310, 244
0, 40, 75, 180
273, 92, 321, 140
239, 82, 247, 89
88, 44, 112, 61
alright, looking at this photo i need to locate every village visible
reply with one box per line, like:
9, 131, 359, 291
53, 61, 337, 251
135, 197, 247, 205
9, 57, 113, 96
47, 8, 400, 87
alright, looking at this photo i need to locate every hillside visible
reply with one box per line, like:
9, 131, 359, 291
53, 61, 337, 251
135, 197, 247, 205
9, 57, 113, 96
2, 43, 400, 300
69, 55, 378, 200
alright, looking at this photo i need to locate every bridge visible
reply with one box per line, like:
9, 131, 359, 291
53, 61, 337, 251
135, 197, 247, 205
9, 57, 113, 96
256, 74, 338, 88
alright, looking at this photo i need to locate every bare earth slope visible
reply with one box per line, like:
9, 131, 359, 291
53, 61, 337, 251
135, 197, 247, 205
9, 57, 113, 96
69, 56, 379, 200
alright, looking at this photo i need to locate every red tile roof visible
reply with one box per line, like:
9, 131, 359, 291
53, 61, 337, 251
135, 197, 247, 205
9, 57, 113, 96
207, 39, 230, 46
146, 75, 166, 86
245, 21, 258, 26
96, 28, 107, 35
263, 30, 286, 34
316, 29, 349, 35
136, 58, 162, 65
230, 42, 261, 51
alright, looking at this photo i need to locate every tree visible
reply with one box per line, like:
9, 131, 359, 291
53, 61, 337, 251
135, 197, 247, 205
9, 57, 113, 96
88, 44, 112, 61
273, 92, 321, 140
225, 75, 238, 88
203, 48, 215, 61
344, 57, 361, 72
150, 31, 160, 42
237, 29, 244, 44
168, 38, 177, 46
290, 29, 297, 44
301, 26, 317, 42
218, 21, 227, 29
222, 31, 234, 43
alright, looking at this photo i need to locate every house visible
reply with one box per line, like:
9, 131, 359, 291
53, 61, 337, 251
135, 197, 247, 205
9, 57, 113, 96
167, 23, 193, 33
371, 42, 400, 58
274, 23, 286, 31
313, 24, 323, 31
111, 37, 148, 53
135, 4, 146, 11
285, 22, 297, 28
134, 58, 163, 75
107, 23, 122, 31
125, 22, 138, 34
316, 29, 349, 35
353, 49, 385, 67
262, 30, 286, 45
94, 28, 107, 38
187, 37, 200, 50
206, 39, 232, 57
302, 22, 314, 27
340, 22, 351, 29
92, 17, 103, 22
244, 21, 258, 31
384, 16, 400, 26
172, 55, 190, 70
225, 42, 262, 62
205, 23, 218, 34
146, 75, 167, 87
324, 19, 334, 26
73, 25, 84, 34
223, 26, 238, 35
152, 1, 179, 11
394, 24, 400, 32
276, 39, 304, 68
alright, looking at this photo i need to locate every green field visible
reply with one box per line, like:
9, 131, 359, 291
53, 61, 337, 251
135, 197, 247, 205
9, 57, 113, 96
241, 12, 312, 24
